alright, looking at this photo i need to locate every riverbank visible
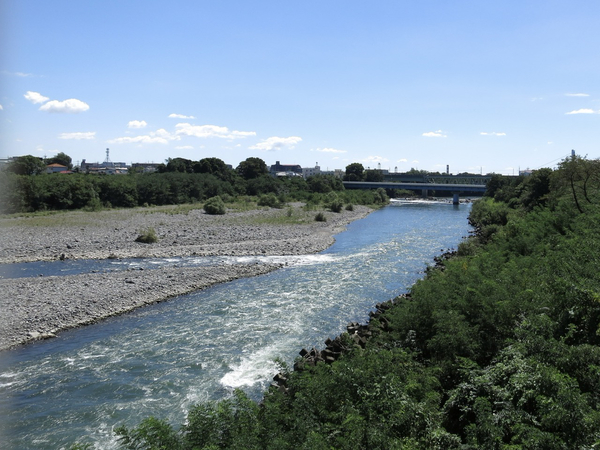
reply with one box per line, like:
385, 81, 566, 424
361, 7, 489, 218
0, 204, 372, 351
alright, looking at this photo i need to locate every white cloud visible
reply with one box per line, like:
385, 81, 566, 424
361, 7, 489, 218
397, 158, 408, 162
362, 155, 389, 164
128, 120, 147, 129
108, 128, 180, 145
175, 145, 194, 150
0, 104, 3, 110
108, 135, 169, 145
480, 132, 506, 136
176, 123, 256, 140
313, 147, 346, 153
39, 98, 89, 113
58, 132, 96, 140
422, 130, 447, 137
249, 136, 302, 151
566, 108, 597, 114
3, 71, 33, 77
169, 113, 195, 119
565, 93, 589, 97
24, 91, 49, 104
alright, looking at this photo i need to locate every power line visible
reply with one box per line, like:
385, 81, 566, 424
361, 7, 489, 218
533, 153, 570, 170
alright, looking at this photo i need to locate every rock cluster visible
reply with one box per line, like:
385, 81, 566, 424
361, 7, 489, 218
271, 298, 399, 394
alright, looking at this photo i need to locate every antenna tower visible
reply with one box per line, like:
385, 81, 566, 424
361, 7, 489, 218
104, 148, 114, 167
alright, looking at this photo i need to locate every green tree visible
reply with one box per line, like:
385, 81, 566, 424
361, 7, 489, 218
343, 163, 365, 181
165, 157, 194, 173
365, 169, 384, 182
552, 155, 600, 213
520, 167, 552, 210
236, 157, 268, 180
6, 155, 46, 175
307, 174, 344, 193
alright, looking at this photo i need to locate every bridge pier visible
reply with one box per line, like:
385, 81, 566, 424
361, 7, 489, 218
422, 189, 428, 198
452, 192, 460, 205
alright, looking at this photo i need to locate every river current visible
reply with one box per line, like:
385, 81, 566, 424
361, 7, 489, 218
0, 201, 472, 449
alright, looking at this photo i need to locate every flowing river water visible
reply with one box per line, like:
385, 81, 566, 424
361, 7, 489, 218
0, 201, 473, 449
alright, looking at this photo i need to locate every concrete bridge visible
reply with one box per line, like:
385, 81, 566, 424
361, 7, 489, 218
342, 181, 487, 204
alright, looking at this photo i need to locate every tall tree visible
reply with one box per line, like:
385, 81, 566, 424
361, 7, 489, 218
343, 162, 365, 181
236, 157, 268, 180
193, 157, 236, 182
553, 155, 600, 213
6, 155, 46, 175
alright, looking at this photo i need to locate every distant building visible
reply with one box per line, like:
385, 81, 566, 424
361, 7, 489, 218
80, 159, 129, 174
320, 169, 345, 178
302, 163, 321, 178
269, 161, 302, 177
131, 163, 162, 173
46, 163, 69, 174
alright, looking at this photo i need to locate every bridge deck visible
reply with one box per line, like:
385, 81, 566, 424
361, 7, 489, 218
343, 181, 487, 193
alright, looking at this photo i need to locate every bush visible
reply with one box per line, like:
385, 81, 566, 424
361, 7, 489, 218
135, 227, 158, 244
330, 198, 343, 213
203, 196, 226, 215
257, 193, 283, 208
83, 197, 102, 212
314, 212, 326, 222
325, 192, 343, 212
345, 204, 354, 211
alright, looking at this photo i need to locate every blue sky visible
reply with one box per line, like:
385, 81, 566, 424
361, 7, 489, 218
1, 1, 599, 175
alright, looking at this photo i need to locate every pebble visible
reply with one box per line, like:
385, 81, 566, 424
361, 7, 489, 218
0, 204, 372, 351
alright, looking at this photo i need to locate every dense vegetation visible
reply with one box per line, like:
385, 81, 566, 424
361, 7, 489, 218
94, 155, 600, 450
0, 157, 393, 214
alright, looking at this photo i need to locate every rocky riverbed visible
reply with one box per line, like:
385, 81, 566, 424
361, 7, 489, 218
0, 204, 371, 350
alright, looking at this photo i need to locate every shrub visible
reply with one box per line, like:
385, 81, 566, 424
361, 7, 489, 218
135, 227, 158, 244
314, 212, 327, 222
345, 203, 354, 211
203, 196, 226, 215
325, 192, 343, 212
330, 198, 343, 213
83, 197, 102, 212
257, 193, 282, 208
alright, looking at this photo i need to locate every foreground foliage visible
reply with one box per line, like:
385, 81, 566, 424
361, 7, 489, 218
80, 157, 600, 449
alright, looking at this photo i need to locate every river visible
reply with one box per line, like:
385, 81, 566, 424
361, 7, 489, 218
0, 201, 472, 449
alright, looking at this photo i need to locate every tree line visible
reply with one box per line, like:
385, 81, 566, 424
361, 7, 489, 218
0, 156, 395, 214
79, 155, 600, 449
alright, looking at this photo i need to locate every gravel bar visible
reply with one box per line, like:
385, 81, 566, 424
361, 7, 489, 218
0, 204, 372, 350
